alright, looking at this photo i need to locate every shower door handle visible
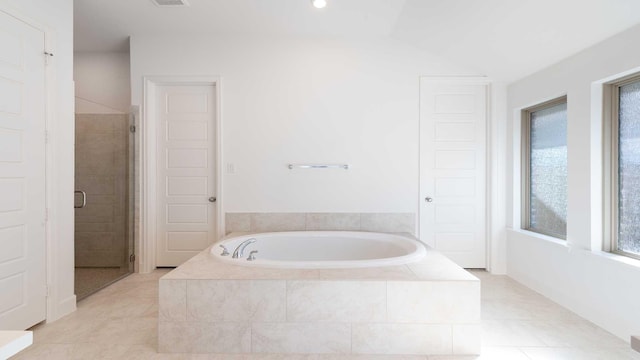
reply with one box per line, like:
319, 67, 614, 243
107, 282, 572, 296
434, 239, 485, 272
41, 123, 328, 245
74, 190, 87, 209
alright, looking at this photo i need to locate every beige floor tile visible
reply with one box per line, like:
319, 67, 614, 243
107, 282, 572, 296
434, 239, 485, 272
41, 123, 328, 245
66, 343, 130, 359
83, 317, 158, 345
525, 320, 631, 348
482, 319, 547, 347
125, 343, 191, 359
190, 356, 428, 360
190, 354, 252, 360
10, 344, 73, 359
521, 346, 640, 360
76, 295, 157, 319
482, 297, 585, 321
429, 346, 530, 360
31, 313, 108, 344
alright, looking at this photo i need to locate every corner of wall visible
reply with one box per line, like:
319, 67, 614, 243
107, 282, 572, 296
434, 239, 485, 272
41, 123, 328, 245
489, 82, 509, 274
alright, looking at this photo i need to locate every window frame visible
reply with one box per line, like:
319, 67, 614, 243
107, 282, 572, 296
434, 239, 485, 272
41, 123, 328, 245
521, 96, 568, 240
604, 75, 640, 261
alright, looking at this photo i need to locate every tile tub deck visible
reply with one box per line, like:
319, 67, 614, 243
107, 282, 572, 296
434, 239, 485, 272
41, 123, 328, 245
158, 234, 480, 356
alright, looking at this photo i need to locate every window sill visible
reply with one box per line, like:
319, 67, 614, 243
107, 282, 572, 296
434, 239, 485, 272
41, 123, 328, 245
588, 249, 640, 270
507, 229, 640, 270
507, 228, 568, 248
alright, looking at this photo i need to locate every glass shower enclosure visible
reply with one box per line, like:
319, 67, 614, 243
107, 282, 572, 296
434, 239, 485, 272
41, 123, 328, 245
73, 112, 135, 300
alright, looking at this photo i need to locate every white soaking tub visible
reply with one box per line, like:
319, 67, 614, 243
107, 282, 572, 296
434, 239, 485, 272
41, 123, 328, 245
161, 232, 480, 356
211, 231, 427, 269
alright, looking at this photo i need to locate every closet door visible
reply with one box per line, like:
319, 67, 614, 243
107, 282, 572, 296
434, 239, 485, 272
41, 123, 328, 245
0, 10, 47, 330
156, 84, 217, 266
419, 78, 488, 268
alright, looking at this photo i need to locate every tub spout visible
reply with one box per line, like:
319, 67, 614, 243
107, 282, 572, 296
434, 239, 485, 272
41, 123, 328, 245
247, 250, 258, 261
232, 238, 256, 259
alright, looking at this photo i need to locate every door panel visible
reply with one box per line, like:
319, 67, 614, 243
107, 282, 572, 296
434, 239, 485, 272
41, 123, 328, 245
74, 113, 131, 269
420, 78, 487, 268
0, 10, 47, 330
156, 84, 217, 266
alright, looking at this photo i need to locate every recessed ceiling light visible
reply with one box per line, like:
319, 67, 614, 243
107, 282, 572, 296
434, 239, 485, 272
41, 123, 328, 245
311, 0, 327, 9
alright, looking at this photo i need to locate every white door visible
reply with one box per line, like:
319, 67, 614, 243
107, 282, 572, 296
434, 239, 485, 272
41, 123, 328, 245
419, 78, 487, 268
156, 84, 217, 266
0, 11, 47, 329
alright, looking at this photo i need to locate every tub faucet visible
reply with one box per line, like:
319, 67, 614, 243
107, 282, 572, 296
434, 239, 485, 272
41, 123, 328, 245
247, 250, 258, 261
232, 238, 256, 259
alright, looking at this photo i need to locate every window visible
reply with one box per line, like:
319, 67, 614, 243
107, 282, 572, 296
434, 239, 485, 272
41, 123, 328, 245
608, 77, 640, 259
522, 98, 568, 239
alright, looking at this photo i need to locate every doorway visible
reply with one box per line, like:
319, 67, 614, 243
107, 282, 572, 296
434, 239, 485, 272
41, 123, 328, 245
74, 112, 135, 299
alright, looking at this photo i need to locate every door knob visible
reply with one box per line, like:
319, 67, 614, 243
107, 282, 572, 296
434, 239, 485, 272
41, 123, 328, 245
425, 197, 433, 203
209, 197, 217, 203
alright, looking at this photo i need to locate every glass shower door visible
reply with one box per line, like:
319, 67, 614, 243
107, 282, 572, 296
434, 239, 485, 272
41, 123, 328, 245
74, 112, 134, 300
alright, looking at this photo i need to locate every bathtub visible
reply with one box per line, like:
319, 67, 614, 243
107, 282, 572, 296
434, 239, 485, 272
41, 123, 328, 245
211, 231, 426, 269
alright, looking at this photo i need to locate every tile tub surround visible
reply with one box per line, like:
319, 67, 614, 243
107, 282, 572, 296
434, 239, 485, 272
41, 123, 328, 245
225, 213, 416, 235
158, 237, 480, 355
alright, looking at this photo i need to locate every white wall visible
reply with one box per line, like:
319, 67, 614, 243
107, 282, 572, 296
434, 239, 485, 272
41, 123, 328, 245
130, 36, 480, 216
74, 52, 131, 114
506, 23, 640, 341
489, 82, 509, 274
0, 0, 76, 321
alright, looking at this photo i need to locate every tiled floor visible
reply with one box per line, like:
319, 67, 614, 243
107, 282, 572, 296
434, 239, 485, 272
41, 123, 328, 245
75, 267, 130, 300
12, 269, 640, 359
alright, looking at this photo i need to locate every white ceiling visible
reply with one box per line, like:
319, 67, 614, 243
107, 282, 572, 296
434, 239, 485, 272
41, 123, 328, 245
74, 0, 640, 82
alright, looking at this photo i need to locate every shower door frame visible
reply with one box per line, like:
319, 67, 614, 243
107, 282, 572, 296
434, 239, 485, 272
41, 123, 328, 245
139, 76, 224, 273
